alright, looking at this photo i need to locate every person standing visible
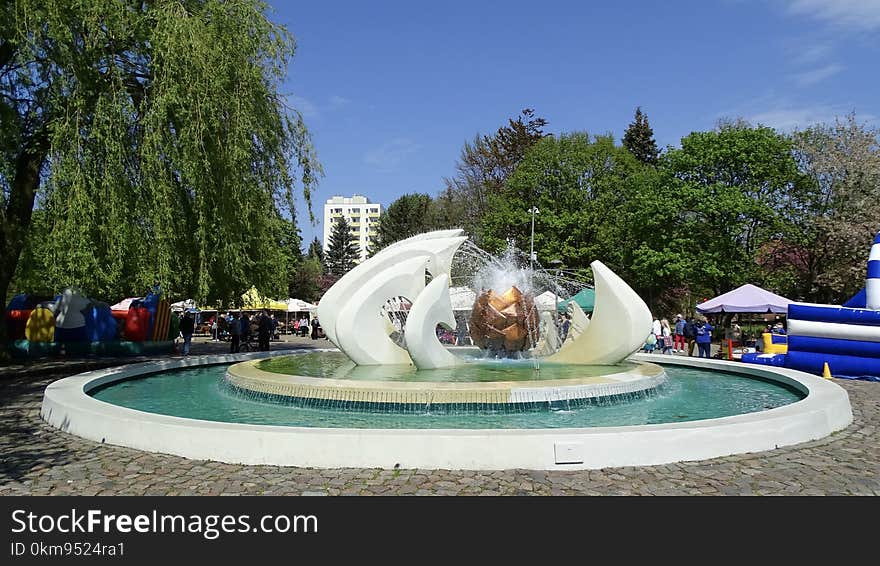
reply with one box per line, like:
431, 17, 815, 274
270, 314, 278, 340
695, 317, 714, 358
560, 313, 572, 342
300, 316, 309, 337
258, 310, 272, 351
673, 314, 686, 353
179, 311, 195, 356
311, 316, 319, 340
240, 313, 251, 350
229, 312, 241, 353
685, 316, 697, 356
660, 318, 673, 354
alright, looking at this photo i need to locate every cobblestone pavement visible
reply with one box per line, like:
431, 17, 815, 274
1, 342, 878, 496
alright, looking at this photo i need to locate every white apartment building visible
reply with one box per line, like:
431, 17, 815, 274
322, 195, 381, 263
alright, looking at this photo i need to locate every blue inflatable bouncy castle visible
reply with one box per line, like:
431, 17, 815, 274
744, 232, 880, 381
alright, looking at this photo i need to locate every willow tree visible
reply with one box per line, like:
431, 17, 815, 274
1, 0, 320, 342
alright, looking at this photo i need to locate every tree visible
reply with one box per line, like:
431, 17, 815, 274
324, 217, 359, 276
441, 108, 549, 237
370, 193, 437, 253
480, 133, 644, 273
1, 0, 320, 341
622, 107, 659, 165
288, 256, 323, 303
307, 236, 324, 263
788, 114, 880, 303
657, 123, 806, 299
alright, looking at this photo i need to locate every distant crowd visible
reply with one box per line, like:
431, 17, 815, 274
175, 310, 324, 356
644, 314, 714, 358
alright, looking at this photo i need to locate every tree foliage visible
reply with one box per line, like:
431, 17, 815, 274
478, 124, 813, 314
1, 0, 321, 314
307, 236, 324, 263
288, 256, 323, 303
323, 217, 359, 276
440, 108, 548, 237
788, 114, 880, 303
622, 107, 659, 165
480, 132, 643, 274
370, 193, 438, 253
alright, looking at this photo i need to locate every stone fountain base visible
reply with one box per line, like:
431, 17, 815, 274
224, 358, 667, 413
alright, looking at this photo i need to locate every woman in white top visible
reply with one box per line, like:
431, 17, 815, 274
660, 318, 672, 354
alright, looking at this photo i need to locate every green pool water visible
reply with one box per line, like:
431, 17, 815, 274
89, 356, 805, 429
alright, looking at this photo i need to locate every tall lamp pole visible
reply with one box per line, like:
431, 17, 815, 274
529, 206, 539, 271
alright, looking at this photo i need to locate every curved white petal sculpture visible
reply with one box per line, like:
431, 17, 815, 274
405, 274, 461, 369
333, 256, 431, 365
546, 260, 651, 365
562, 302, 590, 345
318, 231, 467, 347
375, 229, 465, 257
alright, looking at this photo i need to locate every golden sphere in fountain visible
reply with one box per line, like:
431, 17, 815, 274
468, 286, 539, 354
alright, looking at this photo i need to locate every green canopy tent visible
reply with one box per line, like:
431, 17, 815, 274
557, 287, 595, 313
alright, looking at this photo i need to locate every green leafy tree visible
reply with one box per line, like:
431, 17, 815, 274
370, 193, 437, 253
480, 132, 644, 273
1, 0, 321, 347
622, 107, 660, 165
656, 123, 806, 300
441, 108, 548, 237
787, 114, 880, 302
288, 256, 323, 303
324, 217, 359, 276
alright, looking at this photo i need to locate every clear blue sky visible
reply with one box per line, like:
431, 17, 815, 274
269, 0, 880, 248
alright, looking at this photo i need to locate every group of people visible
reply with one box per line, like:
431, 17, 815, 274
291, 316, 313, 338
176, 309, 281, 356
645, 314, 715, 358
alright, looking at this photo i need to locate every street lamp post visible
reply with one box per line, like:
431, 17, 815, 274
529, 206, 539, 271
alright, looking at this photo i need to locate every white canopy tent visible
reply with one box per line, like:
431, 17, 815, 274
287, 298, 318, 312
534, 290, 563, 312
170, 299, 197, 312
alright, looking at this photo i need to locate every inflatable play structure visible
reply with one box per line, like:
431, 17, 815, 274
761, 332, 788, 354
744, 232, 880, 381
6, 287, 176, 359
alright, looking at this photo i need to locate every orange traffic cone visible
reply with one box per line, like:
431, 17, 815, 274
822, 362, 832, 379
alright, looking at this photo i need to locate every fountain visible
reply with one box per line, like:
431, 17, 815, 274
40, 229, 854, 470
222, 229, 667, 411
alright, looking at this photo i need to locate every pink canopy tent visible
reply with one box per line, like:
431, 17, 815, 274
696, 284, 792, 314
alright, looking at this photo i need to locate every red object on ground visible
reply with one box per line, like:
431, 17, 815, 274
124, 306, 151, 341
728, 338, 733, 360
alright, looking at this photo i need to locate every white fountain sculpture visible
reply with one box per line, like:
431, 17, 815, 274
317, 229, 652, 369
547, 260, 652, 365
317, 229, 467, 366
404, 273, 461, 369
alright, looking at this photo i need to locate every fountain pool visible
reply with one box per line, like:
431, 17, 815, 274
41, 349, 852, 470
38, 229, 854, 469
